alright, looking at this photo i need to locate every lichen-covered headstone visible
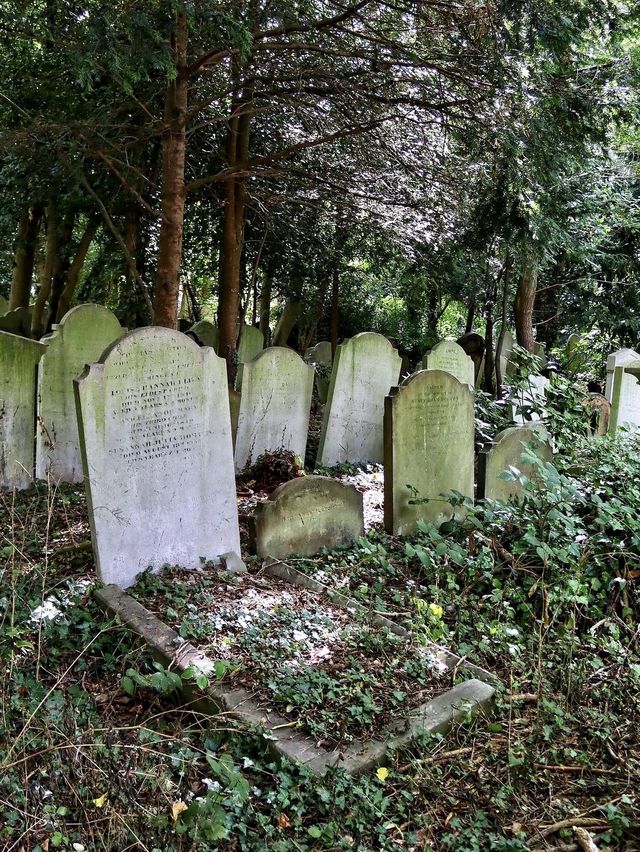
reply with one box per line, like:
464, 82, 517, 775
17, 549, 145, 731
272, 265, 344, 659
478, 424, 552, 502
0, 331, 46, 489
250, 475, 364, 558
609, 360, 640, 433
511, 375, 549, 424
188, 319, 218, 350
234, 347, 314, 470
305, 341, 333, 402
35, 305, 124, 483
384, 369, 474, 535
74, 327, 241, 588
605, 348, 640, 402
422, 340, 474, 387
318, 332, 401, 466
0, 306, 33, 337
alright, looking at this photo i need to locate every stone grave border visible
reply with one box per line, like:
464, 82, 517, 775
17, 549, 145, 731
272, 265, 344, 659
95, 559, 498, 775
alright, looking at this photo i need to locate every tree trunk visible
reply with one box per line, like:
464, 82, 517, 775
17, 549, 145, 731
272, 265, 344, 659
514, 243, 538, 353
45, 212, 76, 333
259, 272, 272, 341
464, 297, 475, 335
272, 299, 301, 347
218, 71, 253, 383
10, 203, 42, 309
154, 10, 188, 329
536, 251, 564, 349
55, 219, 99, 322
494, 255, 511, 399
31, 201, 58, 338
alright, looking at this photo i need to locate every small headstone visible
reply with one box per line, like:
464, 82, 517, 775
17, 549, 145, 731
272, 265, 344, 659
318, 332, 401, 466
36, 305, 124, 483
74, 327, 241, 588
250, 475, 364, 558
0, 306, 33, 337
235, 324, 265, 390
305, 341, 333, 403
566, 333, 587, 373
422, 340, 474, 387
478, 424, 552, 502
234, 347, 314, 470
609, 359, 640, 433
384, 369, 474, 535
0, 294, 8, 315
605, 348, 640, 401
188, 320, 218, 350
0, 331, 46, 489
511, 375, 549, 424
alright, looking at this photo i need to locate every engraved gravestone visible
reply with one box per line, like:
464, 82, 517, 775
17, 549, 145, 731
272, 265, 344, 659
0, 331, 46, 489
234, 347, 314, 470
422, 340, 474, 387
188, 319, 219, 350
318, 332, 401, 466
478, 424, 552, 502
609, 359, 640, 433
74, 327, 241, 588
35, 305, 124, 483
384, 369, 474, 535
250, 475, 364, 558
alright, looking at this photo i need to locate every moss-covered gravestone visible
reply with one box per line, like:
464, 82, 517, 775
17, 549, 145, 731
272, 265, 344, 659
0, 331, 46, 490
36, 305, 124, 483
318, 332, 401, 466
188, 319, 219, 350
478, 424, 552, 502
250, 475, 364, 558
384, 369, 474, 535
74, 327, 241, 588
422, 340, 474, 387
234, 347, 314, 470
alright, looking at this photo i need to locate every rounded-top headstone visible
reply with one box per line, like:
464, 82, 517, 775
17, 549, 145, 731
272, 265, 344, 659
422, 340, 474, 387
188, 319, 219, 349
479, 424, 552, 502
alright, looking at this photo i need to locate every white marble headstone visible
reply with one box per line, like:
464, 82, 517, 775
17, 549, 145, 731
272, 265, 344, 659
75, 327, 241, 588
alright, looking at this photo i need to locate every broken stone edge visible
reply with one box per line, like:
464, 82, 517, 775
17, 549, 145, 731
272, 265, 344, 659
94, 563, 498, 776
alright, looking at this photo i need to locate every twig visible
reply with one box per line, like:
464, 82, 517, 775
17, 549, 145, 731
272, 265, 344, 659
534, 763, 617, 775
573, 827, 600, 852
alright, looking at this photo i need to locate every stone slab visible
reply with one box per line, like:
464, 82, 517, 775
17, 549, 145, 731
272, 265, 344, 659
36, 305, 124, 483
74, 326, 240, 588
250, 475, 364, 558
605, 347, 640, 401
94, 563, 497, 776
384, 369, 474, 534
609, 361, 640, 433
478, 424, 553, 502
422, 340, 474, 387
0, 331, 46, 489
318, 332, 401, 466
234, 347, 314, 470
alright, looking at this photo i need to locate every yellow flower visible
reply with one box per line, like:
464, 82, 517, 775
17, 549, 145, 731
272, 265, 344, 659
376, 767, 389, 782
428, 603, 443, 619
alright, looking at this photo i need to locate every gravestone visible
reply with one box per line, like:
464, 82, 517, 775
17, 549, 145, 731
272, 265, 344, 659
235, 324, 265, 390
478, 424, 552, 502
0, 332, 46, 489
305, 341, 333, 403
188, 320, 218, 350
74, 327, 241, 588
0, 294, 8, 315
422, 340, 474, 387
511, 375, 549, 424
250, 476, 364, 558
605, 348, 640, 401
36, 305, 124, 483
0, 306, 33, 337
609, 359, 640, 433
384, 369, 474, 535
318, 333, 401, 466
234, 347, 314, 470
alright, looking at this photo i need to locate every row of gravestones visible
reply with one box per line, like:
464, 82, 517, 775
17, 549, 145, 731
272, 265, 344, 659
69, 325, 554, 588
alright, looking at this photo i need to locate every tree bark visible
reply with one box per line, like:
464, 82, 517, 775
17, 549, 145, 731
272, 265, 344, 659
10, 203, 42, 309
514, 243, 538, 353
259, 271, 272, 341
154, 10, 188, 329
31, 201, 58, 338
272, 299, 301, 346
45, 212, 75, 333
494, 255, 511, 399
55, 218, 99, 322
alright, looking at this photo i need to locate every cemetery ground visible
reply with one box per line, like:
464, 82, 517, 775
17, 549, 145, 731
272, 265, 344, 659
1, 431, 639, 850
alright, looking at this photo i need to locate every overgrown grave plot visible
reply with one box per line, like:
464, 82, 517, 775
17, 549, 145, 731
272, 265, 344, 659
96, 559, 497, 775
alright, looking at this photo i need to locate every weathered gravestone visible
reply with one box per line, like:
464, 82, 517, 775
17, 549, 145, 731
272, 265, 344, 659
0, 331, 46, 489
74, 327, 241, 588
478, 424, 553, 502
235, 324, 265, 390
318, 332, 401, 466
511, 375, 549, 424
0, 306, 33, 337
234, 347, 314, 470
605, 348, 640, 402
305, 341, 333, 403
422, 340, 474, 387
188, 320, 219, 350
384, 369, 474, 535
250, 475, 364, 558
36, 305, 124, 483
609, 359, 640, 433
0, 294, 8, 315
